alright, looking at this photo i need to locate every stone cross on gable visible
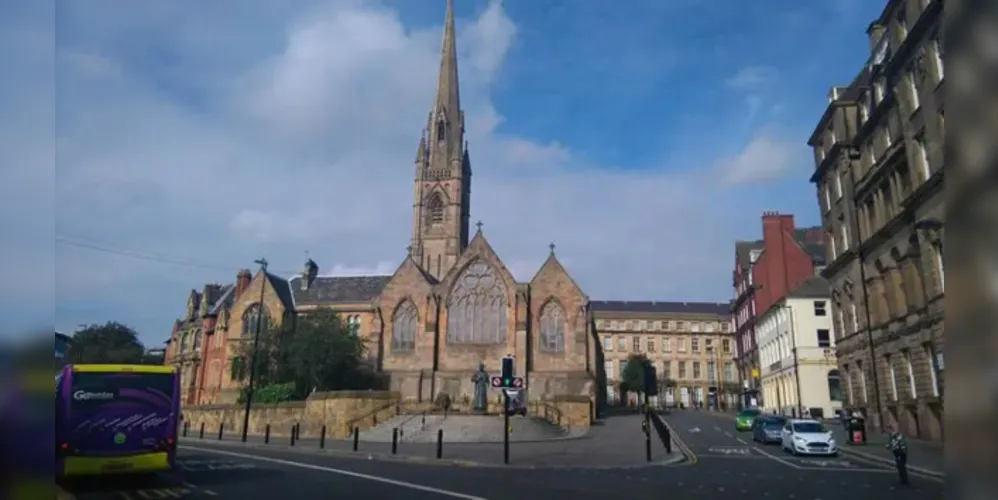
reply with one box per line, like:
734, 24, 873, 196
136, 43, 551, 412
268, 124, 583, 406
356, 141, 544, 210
475, 220, 483, 232
549, 242, 556, 255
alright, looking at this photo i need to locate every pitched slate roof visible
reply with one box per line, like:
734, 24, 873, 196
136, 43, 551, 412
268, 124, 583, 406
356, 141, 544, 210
788, 276, 831, 299
266, 273, 295, 308
590, 300, 731, 316
735, 240, 764, 271
287, 275, 392, 306
208, 284, 235, 315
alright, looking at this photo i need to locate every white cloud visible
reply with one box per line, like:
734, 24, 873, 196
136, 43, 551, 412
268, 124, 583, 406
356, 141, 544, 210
726, 66, 780, 92
23, 0, 797, 341
715, 131, 804, 185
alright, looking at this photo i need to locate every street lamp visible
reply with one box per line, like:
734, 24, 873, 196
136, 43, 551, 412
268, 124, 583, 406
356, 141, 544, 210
240, 258, 268, 443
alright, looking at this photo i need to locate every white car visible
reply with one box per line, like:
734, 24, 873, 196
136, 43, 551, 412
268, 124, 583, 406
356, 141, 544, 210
780, 419, 838, 456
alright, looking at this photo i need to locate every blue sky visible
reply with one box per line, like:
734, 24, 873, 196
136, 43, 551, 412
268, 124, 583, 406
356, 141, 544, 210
2, 0, 887, 347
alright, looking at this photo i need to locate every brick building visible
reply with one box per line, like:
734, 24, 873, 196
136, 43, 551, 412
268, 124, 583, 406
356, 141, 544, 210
165, 1, 602, 411
731, 214, 825, 406
807, 0, 944, 440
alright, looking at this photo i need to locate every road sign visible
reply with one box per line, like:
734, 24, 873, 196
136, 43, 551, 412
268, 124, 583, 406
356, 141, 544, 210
490, 376, 502, 388
512, 377, 523, 388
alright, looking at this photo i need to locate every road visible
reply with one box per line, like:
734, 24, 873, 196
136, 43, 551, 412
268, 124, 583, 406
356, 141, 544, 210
61, 411, 945, 499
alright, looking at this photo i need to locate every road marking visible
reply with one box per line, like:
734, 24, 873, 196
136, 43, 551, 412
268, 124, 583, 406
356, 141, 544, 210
751, 446, 803, 469
837, 448, 945, 482
688, 427, 701, 433
707, 446, 751, 455
658, 418, 698, 465
735, 438, 748, 445
182, 446, 487, 500
723, 431, 733, 438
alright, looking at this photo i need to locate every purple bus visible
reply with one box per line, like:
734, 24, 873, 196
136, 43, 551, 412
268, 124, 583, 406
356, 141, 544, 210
56, 364, 180, 477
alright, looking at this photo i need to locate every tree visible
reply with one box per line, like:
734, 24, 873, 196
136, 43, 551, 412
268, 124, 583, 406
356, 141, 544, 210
621, 353, 652, 398
236, 308, 372, 398
657, 377, 677, 395
67, 322, 145, 364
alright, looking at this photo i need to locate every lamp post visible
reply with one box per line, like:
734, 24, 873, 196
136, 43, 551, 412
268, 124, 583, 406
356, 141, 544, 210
240, 258, 268, 443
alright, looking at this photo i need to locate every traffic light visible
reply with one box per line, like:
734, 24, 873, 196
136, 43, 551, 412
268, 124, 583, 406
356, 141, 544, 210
501, 356, 515, 387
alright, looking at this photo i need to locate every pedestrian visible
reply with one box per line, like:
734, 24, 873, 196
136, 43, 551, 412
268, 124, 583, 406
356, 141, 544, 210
885, 423, 910, 486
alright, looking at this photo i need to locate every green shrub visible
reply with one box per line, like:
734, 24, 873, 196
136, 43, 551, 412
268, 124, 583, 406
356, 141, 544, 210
237, 382, 297, 403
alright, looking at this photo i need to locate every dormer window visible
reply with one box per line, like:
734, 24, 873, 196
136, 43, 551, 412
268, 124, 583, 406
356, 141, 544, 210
427, 194, 444, 225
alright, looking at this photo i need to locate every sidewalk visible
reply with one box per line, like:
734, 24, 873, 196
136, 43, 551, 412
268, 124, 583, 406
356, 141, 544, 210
180, 414, 682, 468
830, 425, 944, 477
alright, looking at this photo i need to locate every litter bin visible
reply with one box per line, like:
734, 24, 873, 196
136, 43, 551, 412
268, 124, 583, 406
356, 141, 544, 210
847, 416, 867, 445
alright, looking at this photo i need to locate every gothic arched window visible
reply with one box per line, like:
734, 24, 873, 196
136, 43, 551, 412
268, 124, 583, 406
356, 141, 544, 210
193, 328, 202, 352
392, 301, 418, 352
242, 303, 270, 338
427, 194, 445, 225
539, 301, 565, 352
446, 261, 507, 344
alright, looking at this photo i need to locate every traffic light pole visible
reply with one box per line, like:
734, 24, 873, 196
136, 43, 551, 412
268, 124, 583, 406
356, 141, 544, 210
503, 391, 510, 464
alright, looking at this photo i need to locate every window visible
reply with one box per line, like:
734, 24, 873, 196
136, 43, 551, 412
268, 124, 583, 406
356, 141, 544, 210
604, 361, 613, 379
628, 321, 636, 331
934, 242, 944, 292
347, 315, 361, 336
675, 321, 685, 331
619, 362, 627, 379
850, 304, 859, 332
603, 336, 613, 352
660, 320, 669, 330
841, 217, 850, 249
678, 362, 687, 379
427, 194, 445, 225
835, 309, 844, 339
907, 69, 920, 111
391, 301, 417, 352
903, 350, 916, 397
835, 173, 843, 199
706, 361, 717, 382
662, 361, 672, 379
242, 303, 270, 338
539, 302, 566, 352
446, 261, 507, 344
647, 338, 656, 353
886, 355, 898, 400
663, 338, 672, 352
720, 322, 729, 332
827, 370, 843, 401
690, 322, 700, 333
823, 185, 831, 211
693, 362, 701, 380
600, 320, 610, 330
705, 322, 715, 333
436, 119, 446, 141
677, 338, 686, 352
874, 80, 885, 104
860, 94, 870, 122
617, 337, 627, 351
814, 301, 828, 316
925, 344, 940, 397
932, 35, 944, 81
722, 339, 731, 354
816, 329, 831, 348
691, 337, 700, 353
632, 336, 641, 352
915, 134, 931, 181
857, 362, 868, 403
724, 362, 735, 381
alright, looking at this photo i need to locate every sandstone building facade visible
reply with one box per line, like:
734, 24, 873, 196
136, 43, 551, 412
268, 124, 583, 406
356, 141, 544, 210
165, 1, 601, 413
807, 0, 944, 440
592, 301, 736, 408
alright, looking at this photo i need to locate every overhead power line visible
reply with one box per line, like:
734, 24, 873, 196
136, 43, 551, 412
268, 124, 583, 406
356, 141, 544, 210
55, 233, 298, 275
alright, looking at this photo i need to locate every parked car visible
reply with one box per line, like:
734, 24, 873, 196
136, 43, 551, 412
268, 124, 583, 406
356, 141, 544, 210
751, 415, 786, 444
780, 419, 838, 456
734, 408, 761, 431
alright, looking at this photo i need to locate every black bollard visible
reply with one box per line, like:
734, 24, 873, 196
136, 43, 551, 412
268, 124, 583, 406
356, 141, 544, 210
503, 392, 510, 465
182, 422, 188, 437
352, 427, 359, 451
391, 427, 399, 454
264, 424, 271, 444
218, 423, 224, 441
294, 423, 300, 441
320, 425, 326, 449
199, 422, 205, 439
290, 425, 296, 446
421, 413, 426, 429
436, 429, 443, 459
645, 411, 652, 462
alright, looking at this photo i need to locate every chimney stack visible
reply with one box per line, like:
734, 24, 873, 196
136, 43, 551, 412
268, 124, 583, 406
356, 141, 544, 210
235, 269, 252, 299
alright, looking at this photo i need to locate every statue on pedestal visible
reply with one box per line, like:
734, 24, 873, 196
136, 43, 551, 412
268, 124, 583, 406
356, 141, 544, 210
471, 363, 490, 412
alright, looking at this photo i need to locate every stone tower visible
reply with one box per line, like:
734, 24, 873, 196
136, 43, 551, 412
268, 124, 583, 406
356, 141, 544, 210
410, 0, 472, 281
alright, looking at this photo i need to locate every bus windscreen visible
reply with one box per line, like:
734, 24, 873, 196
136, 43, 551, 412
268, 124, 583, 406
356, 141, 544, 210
66, 371, 177, 455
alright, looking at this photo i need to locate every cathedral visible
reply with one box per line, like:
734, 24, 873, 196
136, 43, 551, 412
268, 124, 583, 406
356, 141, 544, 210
166, 0, 601, 410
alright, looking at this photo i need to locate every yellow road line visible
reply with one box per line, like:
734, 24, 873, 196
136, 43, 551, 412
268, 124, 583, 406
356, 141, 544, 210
657, 417, 698, 466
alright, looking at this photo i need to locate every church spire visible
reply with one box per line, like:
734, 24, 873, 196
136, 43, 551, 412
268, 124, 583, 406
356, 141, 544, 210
435, 0, 460, 121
